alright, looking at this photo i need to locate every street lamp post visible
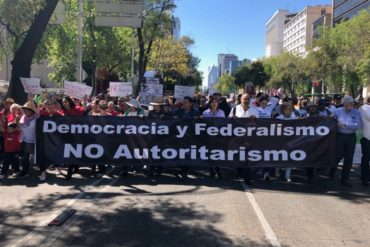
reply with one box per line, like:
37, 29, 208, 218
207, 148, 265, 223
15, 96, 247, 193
77, 0, 83, 83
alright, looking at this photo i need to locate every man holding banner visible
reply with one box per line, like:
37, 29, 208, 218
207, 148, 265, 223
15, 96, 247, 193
229, 93, 259, 185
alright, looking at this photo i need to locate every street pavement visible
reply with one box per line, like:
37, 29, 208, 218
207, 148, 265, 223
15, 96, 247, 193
0, 164, 369, 247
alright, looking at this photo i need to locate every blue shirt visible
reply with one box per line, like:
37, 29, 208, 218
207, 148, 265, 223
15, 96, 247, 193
333, 107, 362, 134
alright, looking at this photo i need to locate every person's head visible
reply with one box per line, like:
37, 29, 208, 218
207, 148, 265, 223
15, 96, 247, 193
280, 102, 293, 117
126, 99, 141, 112
4, 98, 15, 109
334, 94, 342, 105
91, 99, 100, 111
258, 96, 269, 109
199, 97, 207, 107
342, 96, 354, 111
108, 101, 115, 111
306, 102, 319, 115
208, 96, 219, 110
240, 94, 251, 108
62, 96, 75, 110
44, 100, 56, 112
99, 101, 108, 112
212, 92, 222, 102
182, 96, 193, 111
10, 103, 21, 115
21, 101, 36, 117
317, 99, 327, 111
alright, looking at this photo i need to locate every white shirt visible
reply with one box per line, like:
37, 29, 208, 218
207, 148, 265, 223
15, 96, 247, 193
19, 116, 36, 143
359, 104, 370, 140
229, 104, 259, 118
202, 109, 225, 118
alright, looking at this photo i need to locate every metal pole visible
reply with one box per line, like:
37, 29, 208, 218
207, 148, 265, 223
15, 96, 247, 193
4, 28, 9, 81
77, 0, 83, 82
131, 28, 135, 84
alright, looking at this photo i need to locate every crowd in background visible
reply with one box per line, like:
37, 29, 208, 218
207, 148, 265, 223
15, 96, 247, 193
0, 90, 369, 188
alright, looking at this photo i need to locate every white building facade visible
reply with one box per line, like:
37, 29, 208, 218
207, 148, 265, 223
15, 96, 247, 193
265, 10, 296, 58
207, 65, 218, 94
283, 5, 332, 56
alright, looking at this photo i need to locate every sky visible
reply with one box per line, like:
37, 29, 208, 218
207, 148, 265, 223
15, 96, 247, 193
174, 0, 332, 87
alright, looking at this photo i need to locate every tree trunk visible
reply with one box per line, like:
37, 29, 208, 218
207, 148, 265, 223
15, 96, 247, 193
6, 0, 59, 104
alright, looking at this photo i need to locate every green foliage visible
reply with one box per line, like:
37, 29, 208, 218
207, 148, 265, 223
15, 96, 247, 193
263, 52, 308, 96
214, 74, 238, 95
233, 61, 268, 88
42, 0, 132, 86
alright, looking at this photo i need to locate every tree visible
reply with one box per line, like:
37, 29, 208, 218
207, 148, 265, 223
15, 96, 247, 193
136, 0, 175, 95
0, 0, 59, 103
43, 0, 132, 94
263, 52, 308, 97
233, 61, 268, 88
214, 74, 237, 95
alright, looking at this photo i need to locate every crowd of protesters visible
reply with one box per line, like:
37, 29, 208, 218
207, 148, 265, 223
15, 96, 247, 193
0, 90, 369, 188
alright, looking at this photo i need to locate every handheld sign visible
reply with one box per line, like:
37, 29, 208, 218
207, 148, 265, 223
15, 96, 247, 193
64, 81, 92, 99
174, 85, 195, 100
109, 82, 133, 97
20, 77, 42, 94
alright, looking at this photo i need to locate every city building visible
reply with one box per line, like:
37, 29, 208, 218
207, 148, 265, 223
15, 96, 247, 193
207, 65, 218, 94
229, 60, 243, 74
333, 0, 370, 24
172, 16, 181, 40
283, 5, 332, 56
265, 10, 297, 58
218, 54, 238, 77
312, 10, 332, 39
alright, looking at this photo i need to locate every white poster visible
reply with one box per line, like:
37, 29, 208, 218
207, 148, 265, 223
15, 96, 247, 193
20, 77, 42, 94
109, 82, 132, 97
63, 81, 93, 99
141, 83, 163, 95
174, 85, 195, 100
146, 77, 160, 84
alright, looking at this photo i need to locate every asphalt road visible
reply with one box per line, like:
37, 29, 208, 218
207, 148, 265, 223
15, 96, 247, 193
0, 164, 369, 247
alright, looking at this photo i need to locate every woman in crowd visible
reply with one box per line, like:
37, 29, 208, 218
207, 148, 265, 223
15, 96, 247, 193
202, 96, 225, 178
61, 96, 85, 180
275, 102, 297, 182
18, 99, 47, 181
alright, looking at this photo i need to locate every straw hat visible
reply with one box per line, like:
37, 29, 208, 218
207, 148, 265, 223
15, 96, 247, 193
150, 96, 167, 106
5, 98, 14, 104
21, 101, 38, 113
126, 99, 141, 109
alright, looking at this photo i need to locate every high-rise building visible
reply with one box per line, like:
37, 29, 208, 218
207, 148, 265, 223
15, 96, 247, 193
218, 54, 238, 77
265, 10, 296, 58
172, 16, 181, 40
312, 10, 332, 39
283, 5, 332, 56
229, 60, 243, 74
207, 65, 218, 94
333, 0, 370, 24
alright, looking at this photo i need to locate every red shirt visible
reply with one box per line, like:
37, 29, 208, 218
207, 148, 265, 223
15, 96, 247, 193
4, 130, 21, 153
40, 110, 64, 117
61, 106, 85, 116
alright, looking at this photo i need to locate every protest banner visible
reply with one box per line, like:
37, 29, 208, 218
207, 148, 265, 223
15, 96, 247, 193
139, 83, 163, 105
174, 85, 195, 100
63, 81, 93, 99
37, 117, 336, 168
20, 77, 43, 94
141, 83, 163, 95
109, 82, 133, 97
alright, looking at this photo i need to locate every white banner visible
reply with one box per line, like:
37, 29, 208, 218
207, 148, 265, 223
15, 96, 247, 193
109, 82, 132, 97
20, 77, 42, 94
141, 83, 163, 95
63, 81, 92, 100
174, 85, 195, 100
